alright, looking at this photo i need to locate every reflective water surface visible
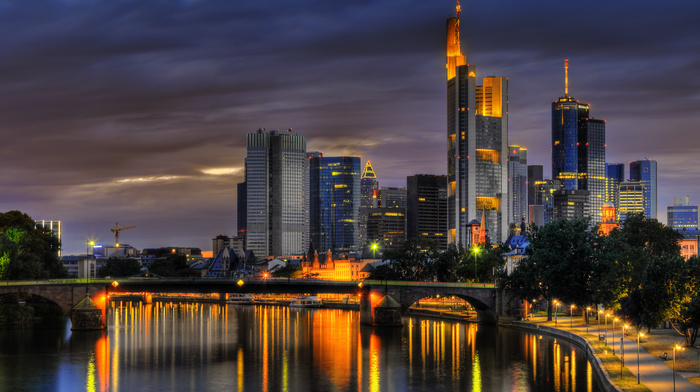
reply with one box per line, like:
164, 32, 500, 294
0, 302, 602, 391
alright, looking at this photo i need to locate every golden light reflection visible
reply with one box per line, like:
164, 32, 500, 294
95, 335, 110, 392
237, 348, 244, 392
472, 351, 482, 392
369, 332, 380, 392
86, 352, 96, 392
554, 340, 561, 391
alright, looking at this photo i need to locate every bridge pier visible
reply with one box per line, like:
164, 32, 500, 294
359, 290, 402, 327
70, 295, 105, 331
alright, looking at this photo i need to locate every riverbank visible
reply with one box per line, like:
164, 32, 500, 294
516, 313, 700, 392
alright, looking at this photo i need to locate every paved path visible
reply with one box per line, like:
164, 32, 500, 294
561, 317, 700, 392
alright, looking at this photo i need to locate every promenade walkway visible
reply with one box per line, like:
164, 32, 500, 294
551, 316, 700, 392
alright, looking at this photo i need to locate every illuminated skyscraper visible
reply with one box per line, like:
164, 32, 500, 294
245, 128, 308, 257
619, 181, 645, 220
551, 60, 606, 223
359, 161, 379, 247
508, 146, 528, 226
605, 163, 624, 218
407, 175, 448, 250
309, 154, 361, 254
630, 159, 657, 219
667, 196, 698, 231
446, 2, 509, 246
35, 220, 61, 256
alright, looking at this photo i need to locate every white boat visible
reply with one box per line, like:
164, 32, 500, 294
289, 296, 322, 308
227, 293, 255, 305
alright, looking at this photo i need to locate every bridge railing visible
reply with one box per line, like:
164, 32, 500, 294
362, 280, 495, 288
1, 279, 114, 286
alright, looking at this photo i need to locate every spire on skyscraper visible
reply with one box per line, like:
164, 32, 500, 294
361, 160, 377, 180
446, 0, 466, 80
564, 59, 569, 97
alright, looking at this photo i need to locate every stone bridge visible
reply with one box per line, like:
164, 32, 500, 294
0, 278, 518, 327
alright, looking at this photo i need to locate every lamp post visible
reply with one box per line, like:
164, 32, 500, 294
86, 241, 94, 288
598, 310, 602, 337
553, 300, 558, 325
612, 318, 618, 354
673, 344, 684, 392
621, 324, 628, 375
371, 243, 378, 259
637, 332, 644, 384
570, 304, 575, 329
472, 246, 480, 282
586, 307, 591, 334
605, 313, 610, 348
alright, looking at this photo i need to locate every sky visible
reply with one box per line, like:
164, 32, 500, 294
1, 0, 699, 255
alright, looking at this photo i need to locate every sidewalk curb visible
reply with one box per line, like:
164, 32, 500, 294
510, 321, 622, 392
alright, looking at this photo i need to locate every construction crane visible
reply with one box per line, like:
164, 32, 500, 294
111, 222, 135, 247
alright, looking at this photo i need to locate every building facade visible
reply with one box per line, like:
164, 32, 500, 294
508, 146, 528, 226
553, 189, 590, 221
407, 174, 448, 250
359, 161, 379, 248
534, 179, 563, 225
245, 129, 309, 258
619, 181, 645, 220
667, 196, 698, 231
309, 154, 361, 254
527, 165, 543, 211
379, 187, 407, 209
605, 163, 624, 219
367, 208, 406, 255
446, 5, 508, 246
630, 159, 658, 219
35, 220, 61, 256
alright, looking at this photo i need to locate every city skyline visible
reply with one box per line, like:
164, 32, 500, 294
1, 0, 699, 254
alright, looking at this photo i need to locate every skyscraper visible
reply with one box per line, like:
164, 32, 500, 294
551, 60, 606, 223
407, 175, 448, 250
605, 163, 625, 218
667, 196, 698, 231
446, 3, 508, 246
508, 146, 528, 226
359, 161, 379, 248
535, 179, 563, 225
309, 154, 361, 254
527, 165, 543, 210
245, 128, 308, 257
630, 159, 658, 219
619, 181, 645, 220
380, 187, 407, 209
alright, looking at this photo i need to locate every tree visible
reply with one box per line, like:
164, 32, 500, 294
369, 238, 440, 281
0, 210, 67, 280
500, 219, 599, 321
97, 258, 142, 278
148, 254, 198, 277
272, 265, 302, 278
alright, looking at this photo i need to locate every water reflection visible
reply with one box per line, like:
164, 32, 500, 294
0, 302, 601, 391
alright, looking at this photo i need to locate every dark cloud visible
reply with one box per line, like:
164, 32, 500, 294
0, 0, 698, 253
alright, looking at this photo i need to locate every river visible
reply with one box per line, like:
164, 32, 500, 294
0, 301, 602, 391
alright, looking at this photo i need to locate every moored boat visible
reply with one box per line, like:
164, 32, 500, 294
227, 293, 256, 305
289, 295, 322, 308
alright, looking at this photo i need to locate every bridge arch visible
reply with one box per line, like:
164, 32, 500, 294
0, 284, 106, 316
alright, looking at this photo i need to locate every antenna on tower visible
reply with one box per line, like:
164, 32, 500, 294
564, 59, 569, 97
455, 0, 461, 44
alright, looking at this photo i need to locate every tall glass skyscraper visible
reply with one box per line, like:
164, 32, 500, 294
551, 60, 606, 223
309, 154, 361, 254
446, 3, 508, 246
508, 146, 528, 226
667, 196, 698, 230
630, 159, 658, 219
359, 161, 379, 248
245, 129, 308, 257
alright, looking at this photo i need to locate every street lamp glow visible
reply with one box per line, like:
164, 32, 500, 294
570, 304, 575, 329
637, 332, 644, 384
471, 246, 481, 281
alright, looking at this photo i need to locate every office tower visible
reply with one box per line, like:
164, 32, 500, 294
551, 60, 606, 223
380, 187, 407, 209
245, 128, 308, 257
619, 181, 645, 220
605, 163, 625, 218
508, 146, 528, 226
407, 175, 448, 250
527, 165, 543, 209
534, 179, 563, 224
309, 153, 361, 254
359, 161, 379, 248
667, 196, 698, 231
237, 182, 247, 242
529, 205, 545, 228
630, 159, 658, 219
367, 208, 406, 255
446, 3, 509, 246
35, 220, 61, 256
553, 189, 590, 221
